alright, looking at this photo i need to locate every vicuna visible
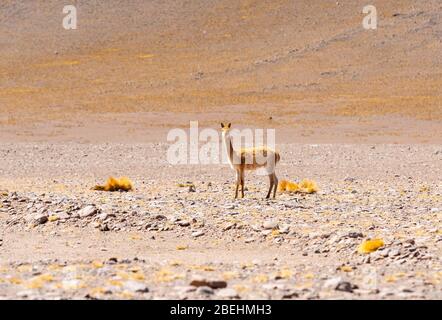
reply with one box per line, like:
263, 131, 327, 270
221, 123, 280, 199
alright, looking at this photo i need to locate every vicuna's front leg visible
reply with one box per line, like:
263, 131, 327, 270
235, 169, 240, 199
272, 173, 278, 198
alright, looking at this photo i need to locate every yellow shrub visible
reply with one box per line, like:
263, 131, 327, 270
277, 180, 288, 191
93, 177, 133, 192
299, 179, 318, 193
286, 181, 300, 192
358, 239, 384, 254
278, 179, 317, 194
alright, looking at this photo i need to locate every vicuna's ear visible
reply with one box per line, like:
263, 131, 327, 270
221, 123, 225, 128
227, 123, 231, 128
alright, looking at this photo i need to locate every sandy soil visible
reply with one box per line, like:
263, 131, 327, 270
0, 143, 441, 299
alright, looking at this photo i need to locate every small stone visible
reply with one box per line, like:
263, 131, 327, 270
192, 230, 205, 237
323, 277, 342, 290
223, 222, 236, 231
347, 232, 364, 239
282, 291, 299, 299
190, 276, 227, 289
263, 220, 278, 230
196, 286, 214, 295
245, 237, 255, 243
57, 212, 70, 220
324, 277, 356, 293
216, 288, 239, 298
273, 237, 283, 244
97, 213, 111, 221
380, 249, 390, 257
178, 220, 190, 227
389, 249, 401, 257
336, 281, 355, 293
33, 213, 48, 225
78, 205, 97, 218
107, 257, 118, 264
279, 225, 290, 234
123, 281, 149, 293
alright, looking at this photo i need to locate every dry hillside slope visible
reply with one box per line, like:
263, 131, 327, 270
0, 0, 441, 142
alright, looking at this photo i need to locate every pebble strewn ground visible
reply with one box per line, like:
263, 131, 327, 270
0, 143, 441, 299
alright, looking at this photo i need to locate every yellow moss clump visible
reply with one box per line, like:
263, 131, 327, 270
358, 239, 385, 254
25, 274, 54, 289
48, 215, 59, 222
177, 182, 195, 188
278, 180, 287, 191
278, 179, 318, 194
93, 177, 133, 192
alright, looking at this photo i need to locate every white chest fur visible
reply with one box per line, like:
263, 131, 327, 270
222, 133, 235, 169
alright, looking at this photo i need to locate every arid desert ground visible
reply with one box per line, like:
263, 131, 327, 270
0, 1, 441, 299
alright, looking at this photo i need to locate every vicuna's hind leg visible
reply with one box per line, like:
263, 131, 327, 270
266, 173, 275, 199
240, 169, 245, 198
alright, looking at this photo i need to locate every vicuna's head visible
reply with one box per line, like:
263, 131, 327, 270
220, 123, 232, 137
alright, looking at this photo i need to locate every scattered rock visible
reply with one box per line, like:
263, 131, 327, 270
178, 220, 190, 227
279, 225, 290, 234
323, 277, 342, 290
123, 281, 149, 293
245, 237, 255, 243
263, 220, 278, 230
97, 212, 113, 221
192, 230, 205, 237
190, 276, 227, 289
196, 286, 214, 295
56, 212, 71, 220
32, 213, 48, 225
216, 288, 239, 298
347, 232, 364, 239
281, 291, 299, 299
335, 281, 356, 293
78, 205, 97, 218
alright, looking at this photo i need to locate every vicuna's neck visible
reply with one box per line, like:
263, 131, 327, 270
222, 132, 234, 166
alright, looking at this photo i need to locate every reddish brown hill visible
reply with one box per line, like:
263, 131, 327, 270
1, 0, 441, 142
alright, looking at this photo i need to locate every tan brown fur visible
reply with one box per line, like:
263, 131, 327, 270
238, 146, 280, 170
